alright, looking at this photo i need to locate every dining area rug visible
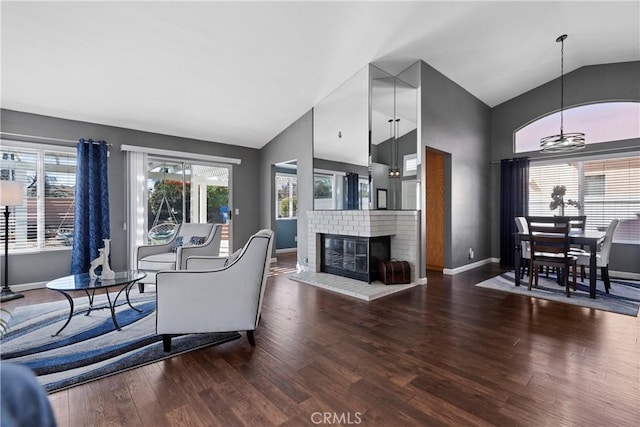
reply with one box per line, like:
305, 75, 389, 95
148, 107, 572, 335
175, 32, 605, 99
475, 271, 640, 316
0, 292, 241, 393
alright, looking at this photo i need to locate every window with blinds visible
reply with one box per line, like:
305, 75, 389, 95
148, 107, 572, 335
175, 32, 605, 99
276, 172, 297, 218
529, 155, 640, 244
1, 143, 77, 250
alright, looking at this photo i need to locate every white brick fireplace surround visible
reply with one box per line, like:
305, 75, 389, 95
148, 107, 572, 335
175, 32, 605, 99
307, 210, 422, 284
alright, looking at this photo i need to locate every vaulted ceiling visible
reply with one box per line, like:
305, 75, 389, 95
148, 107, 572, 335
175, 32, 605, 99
2, 1, 638, 149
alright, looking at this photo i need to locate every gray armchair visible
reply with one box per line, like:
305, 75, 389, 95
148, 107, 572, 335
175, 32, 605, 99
136, 223, 222, 292
155, 229, 274, 350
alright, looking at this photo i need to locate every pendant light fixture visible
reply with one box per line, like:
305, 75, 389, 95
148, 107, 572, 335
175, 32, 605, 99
388, 118, 401, 178
540, 34, 586, 153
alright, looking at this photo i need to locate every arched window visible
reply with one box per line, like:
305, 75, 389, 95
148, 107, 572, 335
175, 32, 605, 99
514, 101, 640, 153
518, 101, 640, 244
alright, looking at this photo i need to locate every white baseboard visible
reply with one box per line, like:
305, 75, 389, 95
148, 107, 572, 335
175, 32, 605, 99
417, 277, 428, 285
443, 258, 493, 275
275, 248, 297, 254
9, 281, 47, 292
270, 257, 277, 264
590, 269, 640, 281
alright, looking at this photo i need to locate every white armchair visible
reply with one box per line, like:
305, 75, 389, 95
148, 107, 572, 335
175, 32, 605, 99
575, 219, 619, 293
514, 217, 531, 278
155, 229, 274, 351
136, 223, 222, 293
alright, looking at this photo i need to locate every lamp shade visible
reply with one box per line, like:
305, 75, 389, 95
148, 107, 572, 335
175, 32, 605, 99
0, 181, 24, 206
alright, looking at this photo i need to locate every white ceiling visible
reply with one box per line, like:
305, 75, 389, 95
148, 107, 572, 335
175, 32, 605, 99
2, 1, 639, 150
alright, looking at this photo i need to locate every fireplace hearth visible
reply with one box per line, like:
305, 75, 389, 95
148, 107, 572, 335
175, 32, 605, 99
320, 234, 390, 283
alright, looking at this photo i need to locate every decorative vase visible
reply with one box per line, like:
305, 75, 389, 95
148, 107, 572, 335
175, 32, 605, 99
100, 239, 115, 279
88, 238, 115, 279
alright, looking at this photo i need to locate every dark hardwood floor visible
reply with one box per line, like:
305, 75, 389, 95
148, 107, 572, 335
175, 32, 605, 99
3, 253, 639, 426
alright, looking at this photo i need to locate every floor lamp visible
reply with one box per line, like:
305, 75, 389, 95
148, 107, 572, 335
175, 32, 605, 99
1, 180, 25, 302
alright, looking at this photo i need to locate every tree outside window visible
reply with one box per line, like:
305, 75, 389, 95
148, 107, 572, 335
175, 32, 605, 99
276, 173, 297, 218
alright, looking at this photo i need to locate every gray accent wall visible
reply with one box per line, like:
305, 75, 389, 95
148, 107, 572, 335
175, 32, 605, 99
1, 109, 261, 286
490, 61, 640, 273
259, 109, 313, 264
275, 219, 297, 250
419, 60, 492, 271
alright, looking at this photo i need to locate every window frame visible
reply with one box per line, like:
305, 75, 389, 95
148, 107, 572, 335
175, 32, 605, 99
1, 139, 77, 253
528, 152, 640, 244
403, 153, 417, 177
514, 101, 640, 154
275, 171, 298, 219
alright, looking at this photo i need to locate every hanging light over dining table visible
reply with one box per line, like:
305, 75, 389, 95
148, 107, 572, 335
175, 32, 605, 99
540, 34, 586, 153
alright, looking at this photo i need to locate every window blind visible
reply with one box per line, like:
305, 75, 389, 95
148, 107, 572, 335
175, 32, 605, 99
1, 144, 77, 250
529, 155, 640, 244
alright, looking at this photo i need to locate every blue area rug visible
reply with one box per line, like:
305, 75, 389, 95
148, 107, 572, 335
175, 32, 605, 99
0, 291, 241, 393
475, 271, 640, 316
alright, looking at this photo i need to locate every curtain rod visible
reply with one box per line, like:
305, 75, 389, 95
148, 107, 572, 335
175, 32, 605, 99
491, 145, 637, 164
121, 144, 241, 165
0, 132, 112, 147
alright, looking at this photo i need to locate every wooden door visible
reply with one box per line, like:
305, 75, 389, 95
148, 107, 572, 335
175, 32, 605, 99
425, 148, 445, 271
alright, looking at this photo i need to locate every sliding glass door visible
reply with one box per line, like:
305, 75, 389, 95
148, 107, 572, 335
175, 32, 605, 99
142, 158, 231, 255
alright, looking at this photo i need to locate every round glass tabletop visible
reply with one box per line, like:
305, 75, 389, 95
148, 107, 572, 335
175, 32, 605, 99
46, 270, 147, 291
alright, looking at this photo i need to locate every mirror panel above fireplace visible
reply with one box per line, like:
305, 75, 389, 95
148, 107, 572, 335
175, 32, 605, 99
312, 62, 420, 211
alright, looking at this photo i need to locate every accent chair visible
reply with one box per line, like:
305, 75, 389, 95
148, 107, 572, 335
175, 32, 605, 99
575, 219, 619, 293
155, 229, 274, 351
514, 216, 531, 278
136, 222, 222, 293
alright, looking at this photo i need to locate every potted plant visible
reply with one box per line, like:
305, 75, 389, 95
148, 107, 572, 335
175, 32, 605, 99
549, 185, 581, 216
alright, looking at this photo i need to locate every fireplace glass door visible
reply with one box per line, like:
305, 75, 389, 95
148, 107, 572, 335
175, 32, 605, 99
321, 234, 390, 283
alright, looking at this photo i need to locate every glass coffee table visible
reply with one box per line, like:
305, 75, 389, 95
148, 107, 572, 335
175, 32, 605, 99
46, 270, 147, 336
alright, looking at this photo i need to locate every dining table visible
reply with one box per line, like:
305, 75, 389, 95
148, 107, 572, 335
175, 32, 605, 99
514, 229, 606, 299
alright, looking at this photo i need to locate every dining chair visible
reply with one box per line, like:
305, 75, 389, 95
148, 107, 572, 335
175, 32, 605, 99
526, 216, 578, 297
514, 217, 531, 278
565, 215, 588, 278
574, 219, 619, 293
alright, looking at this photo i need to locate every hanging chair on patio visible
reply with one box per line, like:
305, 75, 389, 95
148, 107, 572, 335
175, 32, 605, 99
148, 222, 177, 242
147, 191, 179, 242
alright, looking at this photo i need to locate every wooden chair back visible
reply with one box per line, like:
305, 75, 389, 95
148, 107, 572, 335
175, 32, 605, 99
564, 215, 587, 233
525, 216, 577, 296
527, 216, 573, 259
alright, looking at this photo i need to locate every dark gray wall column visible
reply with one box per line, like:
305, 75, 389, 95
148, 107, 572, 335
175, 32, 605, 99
419, 61, 492, 270
259, 109, 313, 264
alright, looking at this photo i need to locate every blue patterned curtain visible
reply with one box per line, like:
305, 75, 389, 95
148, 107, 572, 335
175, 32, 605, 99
71, 140, 110, 274
500, 157, 529, 266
